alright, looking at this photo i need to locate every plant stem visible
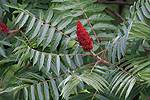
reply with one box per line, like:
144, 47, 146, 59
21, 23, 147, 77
105, 8, 125, 23
96, 0, 132, 5
91, 91, 97, 100
76, 0, 101, 43
20, 31, 32, 47
90, 51, 110, 66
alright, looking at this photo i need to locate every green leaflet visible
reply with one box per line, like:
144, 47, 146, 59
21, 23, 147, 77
37, 83, 44, 100
46, 54, 52, 72
45, 9, 53, 23
27, 72, 45, 81
43, 26, 55, 49
33, 51, 39, 66
0, 47, 6, 57
50, 79, 59, 100
125, 78, 136, 100
44, 82, 50, 100
0, 85, 28, 94
30, 85, 36, 100
24, 87, 28, 100
57, 17, 73, 30
56, 55, 60, 76
19, 14, 29, 29
30, 20, 42, 39
51, 15, 62, 26
51, 31, 62, 51
65, 55, 72, 67
15, 12, 24, 25
38, 24, 49, 46
39, 53, 45, 70
25, 16, 36, 34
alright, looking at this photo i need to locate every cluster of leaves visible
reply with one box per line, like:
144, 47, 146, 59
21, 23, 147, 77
0, 0, 150, 100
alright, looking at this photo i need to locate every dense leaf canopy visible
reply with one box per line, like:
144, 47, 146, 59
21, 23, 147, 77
0, 0, 150, 100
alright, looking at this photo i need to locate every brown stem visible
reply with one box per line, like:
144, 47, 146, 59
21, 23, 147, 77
76, 0, 101, 43
85, 17, 101, 43
90, 51, 110, 66
96, 0, 132, 5
8, 29, 20, 35
91, 91, 97, 100
105, 8, 125, 23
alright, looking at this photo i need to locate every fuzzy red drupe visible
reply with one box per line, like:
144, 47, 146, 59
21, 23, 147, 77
0, 22, 9, 33
76, 20, 93, 52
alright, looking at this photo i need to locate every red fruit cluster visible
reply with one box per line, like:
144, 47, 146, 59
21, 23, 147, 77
0, 22, 9, 33
76, 20, 93, 52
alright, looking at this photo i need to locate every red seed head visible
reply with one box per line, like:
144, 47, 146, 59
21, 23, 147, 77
0, 22, 9, 33
76, 20, 93, 52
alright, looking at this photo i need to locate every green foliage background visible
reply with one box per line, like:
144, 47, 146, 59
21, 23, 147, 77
0, 0, 150, 100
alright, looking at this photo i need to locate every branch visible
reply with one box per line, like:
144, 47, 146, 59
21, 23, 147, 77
90, 51, 110, 66
91, 91, 97, 100
83, 14, 101, 43
76, 0, 101, 43
7, 29, 20, 36
96, 0, 132, 5
105, 8, 125, 23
